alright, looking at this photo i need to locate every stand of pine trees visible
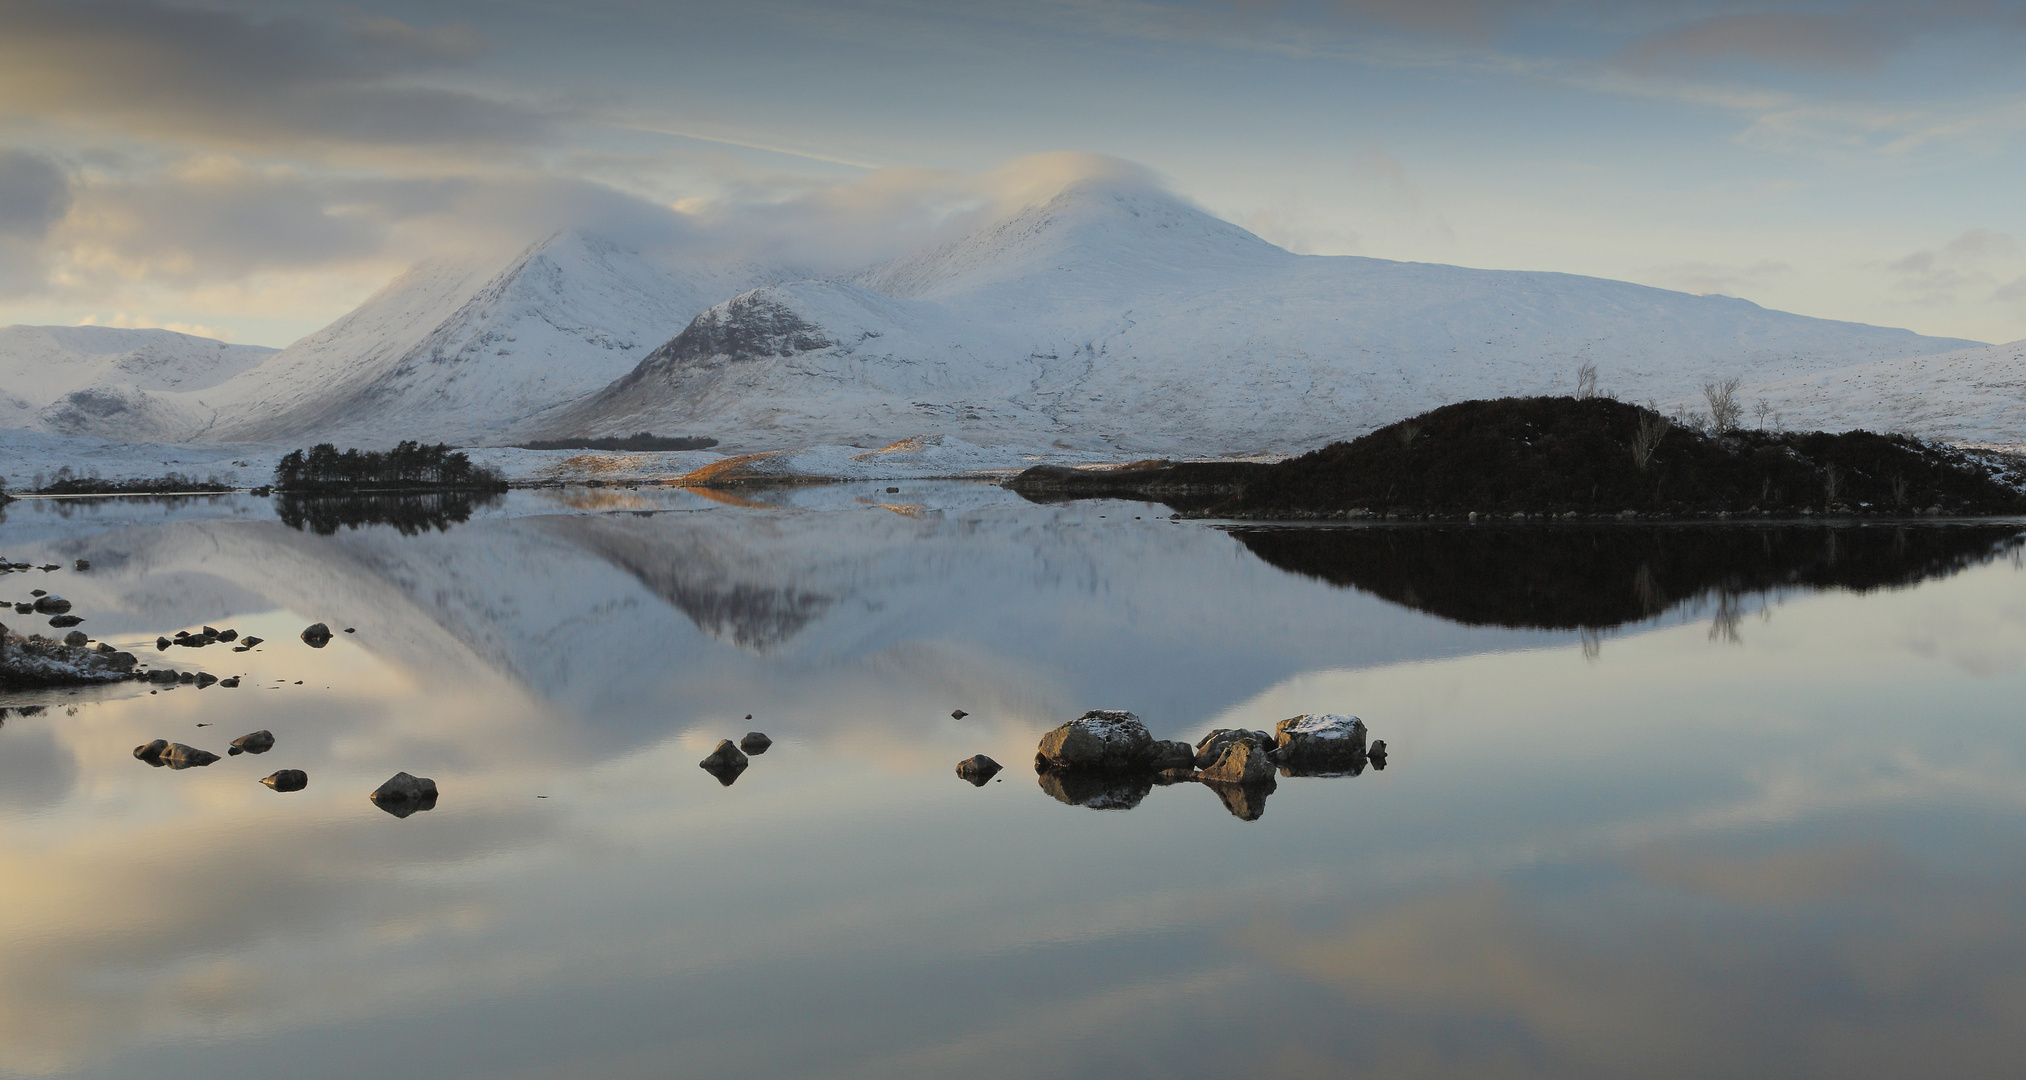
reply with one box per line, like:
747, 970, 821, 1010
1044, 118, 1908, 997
273, 442, 507, 492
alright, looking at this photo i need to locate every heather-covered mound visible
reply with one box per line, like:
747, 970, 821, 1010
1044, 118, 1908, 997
1232, 397, 2026, 517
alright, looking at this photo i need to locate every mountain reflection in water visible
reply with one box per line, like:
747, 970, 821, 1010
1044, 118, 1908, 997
1230, 522, 2026, 629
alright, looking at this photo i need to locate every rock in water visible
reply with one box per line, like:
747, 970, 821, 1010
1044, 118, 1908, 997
47, 614, 82, 628
1035, 710, 1153, 770
261, 770, 309, 792
739, 731, 772, 754
1368, 739, 1388, 770
300, 623, 333, 647
62, 630, 88, 647
194, 672, 217, 688
1197, 734, 1277, 785
217, 629, 238, 642
156, 636, 171, 650
73, 559, 89, 571
240, 636, 263, 647
1145, 739, 1197, 772
699, 740, 749, 786
956, 754, 1003, 785
1193, 728, 1276, 770
951, 709, 969, 720
370, 772, 439, 817
219, 676, 240, 688
133, 739, 168, 765
161, 743, 221, 769
31, 595, 70, 614
1274, 714, 1368, 768
229, 730, 275, 756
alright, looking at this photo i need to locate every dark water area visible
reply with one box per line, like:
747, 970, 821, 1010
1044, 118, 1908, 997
1231, 521, 2026, 629
3, 486, 2026, 1079
275, 489, 505, 535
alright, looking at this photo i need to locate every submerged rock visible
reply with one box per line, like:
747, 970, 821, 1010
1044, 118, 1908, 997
699, 740, 749, 786
300, 622, 332, 647
161, 743, 220, 769
228, 730, 275, 756
956, 754, 1003, 785
370, 772, 439, 817
1035, 710, 1154, 770
738, 731, 772, 754
133, 739, 168, 765
261, 769, 309, 793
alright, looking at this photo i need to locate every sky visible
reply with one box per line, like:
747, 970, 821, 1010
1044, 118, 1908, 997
1, 0, 2024, 347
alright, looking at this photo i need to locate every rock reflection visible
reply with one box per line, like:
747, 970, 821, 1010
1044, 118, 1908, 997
1033, 711, 1378, 820
276, 491, 502, 536
1232, 523, 2026, 630
1202, 778, 1275, 821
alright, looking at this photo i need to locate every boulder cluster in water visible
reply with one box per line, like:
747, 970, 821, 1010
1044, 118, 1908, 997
698, 730, 773, 785
1006, 710, 1384, 820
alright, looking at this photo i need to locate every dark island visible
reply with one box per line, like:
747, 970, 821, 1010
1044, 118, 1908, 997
1011, 396, 2026, 519
274, 442, 507, 493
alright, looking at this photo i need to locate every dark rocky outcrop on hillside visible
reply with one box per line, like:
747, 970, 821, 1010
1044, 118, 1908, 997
1010, 397, 2026, 518
1232, 522, 2026, 630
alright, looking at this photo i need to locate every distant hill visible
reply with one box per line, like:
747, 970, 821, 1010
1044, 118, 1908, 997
0, 324, 273, 441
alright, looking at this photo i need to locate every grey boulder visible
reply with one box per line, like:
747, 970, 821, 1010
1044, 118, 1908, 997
370, 772, 439, 817
699, 740, 749, 786
956, 754, 1003, 785
261, 769, 309, 792
738, 731, 772, 754
1035, 710, 1153, 770
47, 614, 82, 628
62, 630, 88, 647
31, 595, 69, 614
300, 623, 332, 647
228, 730, 275, 756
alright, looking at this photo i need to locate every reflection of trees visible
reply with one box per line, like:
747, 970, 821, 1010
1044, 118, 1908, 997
1232, 523, 2026, 631
276, 491, 502, 536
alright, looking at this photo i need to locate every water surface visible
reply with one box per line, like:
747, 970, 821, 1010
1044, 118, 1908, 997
2, 487, 2025, 1079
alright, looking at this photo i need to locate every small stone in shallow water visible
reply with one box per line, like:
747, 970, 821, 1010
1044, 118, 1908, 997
261, 770, 308, 793
73, 560, 88, 571
1368, 740, 1388, 770
12, 604, 29, 615
343, 627, 354, 633
956, 754, 1002, 785
156, 637, 171, 650
29, 589, 44, 598
739, 731, 772, 754
219, 676, 239, 688
32, 595, 69, 614
133, 739, 168, 765
240, 636, 263, 647
370, 772, 439, 817
300, 623, 332, 647
161, 743, 220, 769
47, 614, 82, 628
195, 672, 217, 688
217, 629, 238, 642
698, 740, 749, 786
201, 626, 219, 637
951, 709, 969, 720
63, 630, 87, 647
229, 730, 274, 755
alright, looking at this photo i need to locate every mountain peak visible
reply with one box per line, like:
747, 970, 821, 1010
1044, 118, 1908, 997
855, 179, 1287, 300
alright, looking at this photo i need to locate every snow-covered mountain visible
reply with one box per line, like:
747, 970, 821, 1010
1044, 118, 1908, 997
0, 325, 274, 441
540, 182, 1980, 454
194, 231, 793, 445
1720, 338, 2026, 445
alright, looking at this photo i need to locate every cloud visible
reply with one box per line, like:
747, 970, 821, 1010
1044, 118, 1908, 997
0, 147, 69, 240
0, 0, 548, 153
1621, 12, 1900, 74
1886, 228, 2021, 302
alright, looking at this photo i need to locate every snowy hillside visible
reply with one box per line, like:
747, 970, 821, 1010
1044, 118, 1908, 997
195, 231, 792, 445
542, 182, 1979, 455
1715, 339, 2026, 445
0, 325, 274, 441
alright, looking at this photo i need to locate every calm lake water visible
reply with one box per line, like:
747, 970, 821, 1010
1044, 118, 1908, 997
3, 485, 2026, 1079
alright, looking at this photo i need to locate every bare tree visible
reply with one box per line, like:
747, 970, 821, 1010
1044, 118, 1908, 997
1395, 420, 1422, 447
1702, 376, 1744, 434
1575, 362, 1598, 400
1754, 398, 1772, 430
1632, 411, 1672, 471
1888, 472, 1909, 508
1824, 462, 1843, 507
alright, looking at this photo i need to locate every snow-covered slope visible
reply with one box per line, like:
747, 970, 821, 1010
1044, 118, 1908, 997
542, 183, 1979, 454
1717, 339, 2026, 445
0, 325, 274, 440
196, 231, 790, 445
